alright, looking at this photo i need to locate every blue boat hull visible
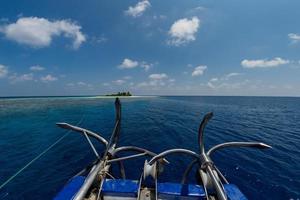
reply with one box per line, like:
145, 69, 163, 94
54, 177, 247, 200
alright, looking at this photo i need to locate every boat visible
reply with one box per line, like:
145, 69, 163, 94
53, 98, 271, 200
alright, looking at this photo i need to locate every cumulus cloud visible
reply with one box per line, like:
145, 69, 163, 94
118, 58, 153, 71
30, 65, 45, 71
111, 76, 134, 86
224, 72, 241, 80
119, 58, 139, 69
113, 79, 126, 85
207, 80, 250, 90
149, 73, 168, 80
0, 17, 86, 49
134, 73, 174, 89
288, 33, 300, 43
125, 0, 151, 17
140, 61, 152, 71
9, 73, 34, 83
141, 73, 169, 87
40, 74, 57, 82
192, 65, 207, 76
90, 35, 108, 44
102, 82, 110, 87
207, 72, 242, 89
77, 81, 90, 86
241, 57, 289, 68
194, 6, 206, 11
168, 17, 200, 46
210, 77, 218, 82
207, 81, 216, 89
67, 81, 93, 89
0, 64, 8, 78
206, 71, 248, 91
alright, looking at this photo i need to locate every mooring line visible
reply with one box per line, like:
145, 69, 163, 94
0, 115, 85, 190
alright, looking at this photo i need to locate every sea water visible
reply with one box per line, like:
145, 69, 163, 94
0, 96, 299, 199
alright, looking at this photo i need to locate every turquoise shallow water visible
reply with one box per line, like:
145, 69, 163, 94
0, 96, 299, 199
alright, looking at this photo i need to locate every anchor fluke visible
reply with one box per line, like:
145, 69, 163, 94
198, 112, 214, 153
256, 142, 272, 149
56, 122, 69, 129
207, 142, 272, 156
56, 122, 108, 146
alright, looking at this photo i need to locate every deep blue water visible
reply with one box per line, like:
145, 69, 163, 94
0, 96, 299, 200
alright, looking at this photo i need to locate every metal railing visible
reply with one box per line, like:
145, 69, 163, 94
143, 112, 271, 200
56, 98, 271, 200
56, 98, 165, 200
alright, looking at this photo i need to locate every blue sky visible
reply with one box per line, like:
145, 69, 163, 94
0, 0, 300, 96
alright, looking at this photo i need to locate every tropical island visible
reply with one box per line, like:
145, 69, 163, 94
105, 91, 132, 96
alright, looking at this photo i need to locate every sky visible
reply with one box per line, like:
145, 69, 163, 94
1, 0, 300, 96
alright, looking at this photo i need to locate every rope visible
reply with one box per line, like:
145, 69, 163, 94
0, 115, 85, 190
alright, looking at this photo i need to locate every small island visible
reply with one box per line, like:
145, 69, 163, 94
106, 91, 132, 96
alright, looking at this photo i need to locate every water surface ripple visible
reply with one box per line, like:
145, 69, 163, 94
0, 96, 299, 199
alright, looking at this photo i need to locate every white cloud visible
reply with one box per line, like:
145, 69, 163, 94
40, 74, 57, 82
102, 82, 110, 86
119, 58, 139, 69
210, 77, 218, 82
9, 73, 34, 83
67, 81, 93, 90
113, 79, 126, 85
149, 73, 168, 80
241, 57, 289, 68
141, 73, 168, 87
77, 81, 88, 86
91, 36, 107, 44
118, 59, 153, 71
288, 33, 300, 43
76, 81, 92, 86
207, 81, 215, 89
134, 73, 175, 89
192, 65, 207, 76
0, 17, 86, 49
140, 61, 152, 71
168, 17, 200, 46
194, 6, 206, 11
18, 73, 33, 81
125, 0, 151, 17
207, 80, 250, 90
153, 15, 167, 20
207, 72, 242, 89
109, 77, 134, 86
226, 72, 240, 77
0, 64, 8, 78
136, 82, 149, 87
30, 65, 45, 71
224, 72, 241, 80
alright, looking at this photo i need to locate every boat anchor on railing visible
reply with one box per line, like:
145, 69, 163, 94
54, 98, 271, 200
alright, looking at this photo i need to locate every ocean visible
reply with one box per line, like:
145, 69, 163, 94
0, 96, 299, 199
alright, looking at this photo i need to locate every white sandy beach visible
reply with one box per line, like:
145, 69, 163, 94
90, 95, 157, 99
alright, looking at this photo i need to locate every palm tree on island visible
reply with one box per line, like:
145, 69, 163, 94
105, 91, 132, 96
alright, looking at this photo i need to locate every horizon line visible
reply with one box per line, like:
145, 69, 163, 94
1, 94, 300, 98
